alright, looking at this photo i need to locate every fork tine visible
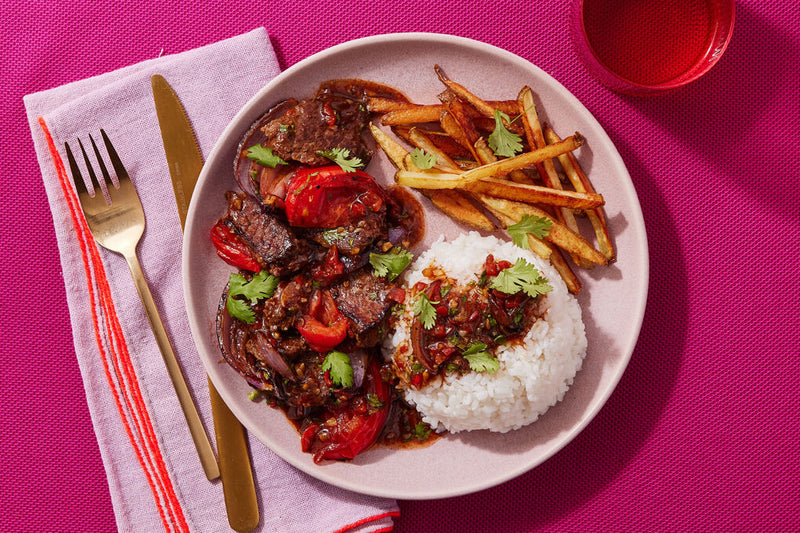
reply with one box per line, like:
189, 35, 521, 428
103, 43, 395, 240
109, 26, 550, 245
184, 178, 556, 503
100, 129, 130, 183
64, 141, 89, 197
77, 137, 105, 201
89, 133, 114, 189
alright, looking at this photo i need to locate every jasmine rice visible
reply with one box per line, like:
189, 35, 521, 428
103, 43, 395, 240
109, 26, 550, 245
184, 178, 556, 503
384, 232, 587, 433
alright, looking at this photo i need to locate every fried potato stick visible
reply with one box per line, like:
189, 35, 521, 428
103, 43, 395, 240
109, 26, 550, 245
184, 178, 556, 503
434, 64, 524, 134
478, 196, 607, 266
518, 87, 593, 269
467, 178, 605, 209
369, 123, 409, 170
478, 195, 582, 293
544, 125, 615, 262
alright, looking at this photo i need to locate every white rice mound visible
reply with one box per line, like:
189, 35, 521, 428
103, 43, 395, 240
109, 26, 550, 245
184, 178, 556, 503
384, 232, 587, 434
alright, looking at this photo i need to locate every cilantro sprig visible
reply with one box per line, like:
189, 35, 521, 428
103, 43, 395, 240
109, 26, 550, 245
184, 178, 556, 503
317, 147, 364, 172
488, 109, 523, 158
322, 351, 354, 388
226, 271, 279, 323
490, 258, 552, 298
413, 293, 437, 329
370, 248, 414, 281
409, 148, 437, 170
246, 145, 287, 168
462, 342, 500, 373
507, 215, 552, 249
414, 422, 432, 441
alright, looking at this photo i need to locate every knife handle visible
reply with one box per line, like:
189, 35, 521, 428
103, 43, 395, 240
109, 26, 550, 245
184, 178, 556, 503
209, 379, 260, 532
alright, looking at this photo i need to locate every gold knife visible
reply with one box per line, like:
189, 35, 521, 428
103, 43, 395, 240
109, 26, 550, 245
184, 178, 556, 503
151, 74, 260, 532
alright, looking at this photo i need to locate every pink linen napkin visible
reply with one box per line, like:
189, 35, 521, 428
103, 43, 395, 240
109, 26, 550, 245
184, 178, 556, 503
23, 28, 397, 533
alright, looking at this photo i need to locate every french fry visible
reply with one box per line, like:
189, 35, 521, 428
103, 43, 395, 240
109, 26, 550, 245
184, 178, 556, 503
544, 244, 582, 294
367, 97, 418, 113
407, 127, 463, 172
440, 111, 480, 159
369, 123, 409, 171
518, 86, 593, 269
478, 196, 607, 266
544, 125, 615, 262
468, 178, 605, 209
368, 67, 616, 284
442, 97, 484, 160
477, 194, 581, 293
382, 104, 444, 125
395, 134, 584, 189
484, 201, 553, 260
473, 137, 497, 165
434, 64, 524, 134
423, 189, 496, 231
457, 133, 584, 182
396, 169, 467, 188
392, 126, 473, 159
471, 139, 534, 184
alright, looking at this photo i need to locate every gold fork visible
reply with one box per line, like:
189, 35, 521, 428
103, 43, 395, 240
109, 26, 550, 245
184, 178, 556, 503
65, 130, 220, 481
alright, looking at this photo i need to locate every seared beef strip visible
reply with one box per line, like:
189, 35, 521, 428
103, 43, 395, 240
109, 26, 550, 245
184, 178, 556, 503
223, 191, 311, 276
260, 93, 371, 166
304, 210, 387, 256
330, 267, 394, 347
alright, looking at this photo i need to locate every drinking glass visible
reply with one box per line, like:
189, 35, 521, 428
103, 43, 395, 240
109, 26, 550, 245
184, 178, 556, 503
570, 0, 736, 95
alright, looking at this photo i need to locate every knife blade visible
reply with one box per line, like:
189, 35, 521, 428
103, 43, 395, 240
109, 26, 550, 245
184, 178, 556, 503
152, 74, 260, 533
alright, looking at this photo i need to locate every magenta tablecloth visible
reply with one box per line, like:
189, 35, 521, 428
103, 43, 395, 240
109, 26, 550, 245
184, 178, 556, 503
4, 1, 799, 532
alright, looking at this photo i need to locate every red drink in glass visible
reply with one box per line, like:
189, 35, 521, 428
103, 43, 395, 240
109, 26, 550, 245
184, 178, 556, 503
571, 0, 735, 94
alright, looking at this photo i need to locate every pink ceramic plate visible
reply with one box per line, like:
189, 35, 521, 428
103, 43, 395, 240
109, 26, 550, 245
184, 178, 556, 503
183, 33, 648, 499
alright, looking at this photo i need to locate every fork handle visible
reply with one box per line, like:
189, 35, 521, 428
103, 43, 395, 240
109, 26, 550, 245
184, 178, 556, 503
123, 248, 221, 481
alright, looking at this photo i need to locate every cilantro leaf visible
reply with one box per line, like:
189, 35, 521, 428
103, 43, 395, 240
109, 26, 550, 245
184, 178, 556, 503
226, 271, 279, 323
413, 293, 437, 329
246, 145, 287, 168
489, 258, 553, 298
507, 215, 552, 249
227, 297, 256, 324
462, 342, 500, 373
369, 248, 413, 281
317, 147, 364, 172
409, 148, 437, 170
321, 351, 354, 388
414, 422, 432, 441
488, 110, 523, 158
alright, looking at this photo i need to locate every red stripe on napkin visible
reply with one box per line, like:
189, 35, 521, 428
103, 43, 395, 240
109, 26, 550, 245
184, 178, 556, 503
335, 511, 400, 533
39, 117, 189, 533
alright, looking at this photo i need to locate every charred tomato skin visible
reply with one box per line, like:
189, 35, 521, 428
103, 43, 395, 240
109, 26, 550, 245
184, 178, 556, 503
307, 356, 391, 463
284, 166, 388, 228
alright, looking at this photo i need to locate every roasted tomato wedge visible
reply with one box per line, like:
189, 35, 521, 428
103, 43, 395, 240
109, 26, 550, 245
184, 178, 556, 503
310, 245, 345, 283
310, 357, 390, 463
210, 220, 262, 272
296, 289, 348, 352
284, 165, 387, 228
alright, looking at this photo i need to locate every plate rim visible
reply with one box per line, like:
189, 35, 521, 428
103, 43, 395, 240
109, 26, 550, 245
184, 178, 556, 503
183, 32, 649, 500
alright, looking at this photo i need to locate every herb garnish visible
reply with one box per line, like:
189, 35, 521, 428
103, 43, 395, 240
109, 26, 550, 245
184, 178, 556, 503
226, 271, 279, 323
414, 422, 432, 441
462, 342, 500, 373
246, 145, 287, 168
409, 148, 437, 169
488, 109, 523, 157
317, 147, 364, 172
321, 351, 354, 388
369, 247, 413, 281
366, 393, 385, 413
507, 214, 552, 249
490, 258, 552, 298
413, 293, 437, 329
